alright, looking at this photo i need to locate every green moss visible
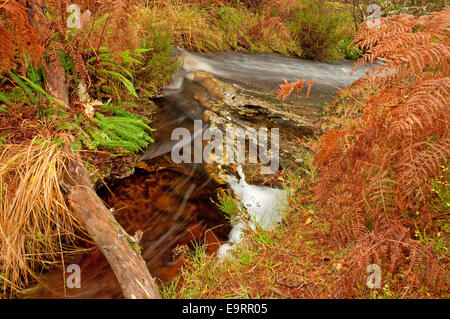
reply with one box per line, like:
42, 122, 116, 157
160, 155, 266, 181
127, 238, 143, 253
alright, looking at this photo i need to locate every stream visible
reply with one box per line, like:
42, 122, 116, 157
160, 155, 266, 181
26, 51, 370, 298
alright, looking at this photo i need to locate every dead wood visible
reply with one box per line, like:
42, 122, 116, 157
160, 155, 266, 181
64, 138, 160, 299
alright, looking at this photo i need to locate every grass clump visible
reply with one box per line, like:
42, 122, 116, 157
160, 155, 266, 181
0, 136, 89, 293
216, 5, 255, 50
288, 0, 354, 61
141, 1, 228, 52
213, 191, 240, 220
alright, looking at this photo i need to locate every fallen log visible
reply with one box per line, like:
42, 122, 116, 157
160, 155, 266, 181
63, 139, 160, 299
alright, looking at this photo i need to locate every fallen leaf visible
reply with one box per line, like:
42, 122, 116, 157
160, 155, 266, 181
305, 217, 313, 225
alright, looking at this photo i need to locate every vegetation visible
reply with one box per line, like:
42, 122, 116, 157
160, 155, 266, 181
161, 158, 339, 299
289, 0, 354, 61
0, 0, 448, 299
313, 8, 449, 297
0, 0, 359, 160
0, 136, 89, 291
213, 191, 240, 220
164, 6, 449, 299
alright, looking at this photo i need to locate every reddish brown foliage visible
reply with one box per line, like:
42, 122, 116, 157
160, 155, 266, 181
227, 0, 303, 15
311, 8, 450, 297
249, 16, 292, 42
0, 1, 44, 72
279, 7, 450, 297
0, 0, 142, 103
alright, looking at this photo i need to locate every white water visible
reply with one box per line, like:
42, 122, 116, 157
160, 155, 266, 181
217, 166, 287, 260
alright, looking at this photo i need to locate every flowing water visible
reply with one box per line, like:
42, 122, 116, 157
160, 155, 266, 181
167, 50, 373, 92
27, 52, 371, 298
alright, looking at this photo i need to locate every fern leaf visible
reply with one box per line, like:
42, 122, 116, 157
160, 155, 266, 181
0, 92, 13, 106
9, 72, 37, 104
103, 70, 138, 98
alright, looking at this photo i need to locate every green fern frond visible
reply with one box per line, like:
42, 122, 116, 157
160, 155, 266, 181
99, 61, 134, 78
89, 130, 142, 153
0, 92, 13, 106
100, 103, 153, 126
19, 76, 50, 99
102, 70, 138, 98
24, 57, 43, 84
9, 72, 38, 104
86, 105, 154, 153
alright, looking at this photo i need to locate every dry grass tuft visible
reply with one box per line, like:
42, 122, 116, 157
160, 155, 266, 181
141, 1, 227, 52
0, 136, 88, 293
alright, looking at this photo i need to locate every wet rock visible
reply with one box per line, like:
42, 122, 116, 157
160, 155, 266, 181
140, 71, 318, 186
